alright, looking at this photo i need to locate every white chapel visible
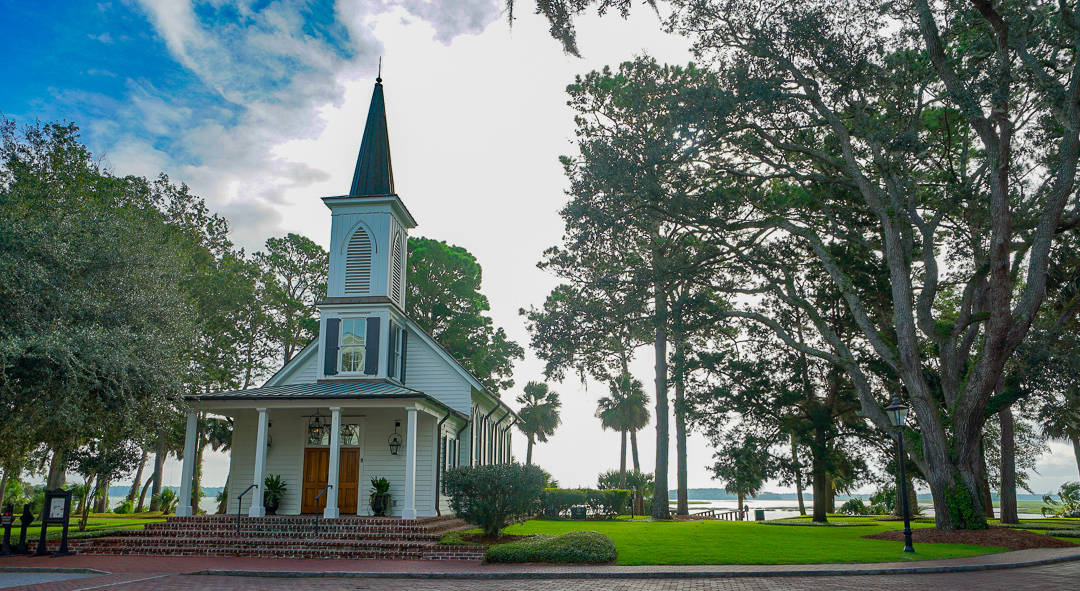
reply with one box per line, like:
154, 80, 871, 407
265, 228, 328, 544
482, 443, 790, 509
173, 76, 518, 520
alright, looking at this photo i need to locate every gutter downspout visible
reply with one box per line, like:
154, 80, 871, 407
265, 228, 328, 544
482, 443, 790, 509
434, 411, 451, 516
492, 410, 511, 464
482, 406, 500, 465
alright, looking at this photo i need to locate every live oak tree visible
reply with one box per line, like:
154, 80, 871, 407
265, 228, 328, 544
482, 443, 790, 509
0, 121, 193, 493
520, 0, 1080, 529
407, 237, 524, 393
254, 233, 327, 364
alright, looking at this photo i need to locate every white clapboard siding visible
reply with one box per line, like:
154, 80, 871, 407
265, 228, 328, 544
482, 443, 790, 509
403, 334, 471, 415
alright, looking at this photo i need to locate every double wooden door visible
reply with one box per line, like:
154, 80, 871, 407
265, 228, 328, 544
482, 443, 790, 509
301, 448, 360, 514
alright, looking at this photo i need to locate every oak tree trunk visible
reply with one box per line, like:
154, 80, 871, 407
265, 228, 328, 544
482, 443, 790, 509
127, 450, 148, 502
149, 433, 166, 511
46, 447, 66, 489
998, 404, 1019, 524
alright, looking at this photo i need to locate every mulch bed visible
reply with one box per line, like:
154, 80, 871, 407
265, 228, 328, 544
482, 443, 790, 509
864, 527, 1078, 550
457, 533, 534, 545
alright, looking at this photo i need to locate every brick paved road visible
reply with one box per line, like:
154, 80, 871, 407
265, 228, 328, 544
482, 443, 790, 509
28, 560, 1074, 590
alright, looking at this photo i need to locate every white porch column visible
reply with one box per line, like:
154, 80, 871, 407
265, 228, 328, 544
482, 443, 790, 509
175, 411, 198, 517
402, 407, 418, 520
323, 406, 342, 518
249, 407, 269, 517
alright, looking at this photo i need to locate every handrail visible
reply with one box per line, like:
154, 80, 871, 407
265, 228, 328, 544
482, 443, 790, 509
313, 484, 333, 537
236, 484, 258, 533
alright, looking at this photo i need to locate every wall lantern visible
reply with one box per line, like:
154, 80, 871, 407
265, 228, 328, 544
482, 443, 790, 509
388, 421, 403, 455
267, 421, 273, 449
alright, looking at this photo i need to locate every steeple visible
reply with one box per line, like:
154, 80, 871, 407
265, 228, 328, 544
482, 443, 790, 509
349, 75, 395, 196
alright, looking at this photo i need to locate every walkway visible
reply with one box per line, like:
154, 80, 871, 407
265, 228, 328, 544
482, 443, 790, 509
1, 547, 1078, 590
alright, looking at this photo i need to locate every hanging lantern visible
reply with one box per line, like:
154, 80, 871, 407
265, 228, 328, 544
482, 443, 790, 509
308, 412, 324, 444
388, 421, 403, 455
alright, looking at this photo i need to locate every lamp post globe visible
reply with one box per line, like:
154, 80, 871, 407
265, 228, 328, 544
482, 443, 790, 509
885, 396, 915, 553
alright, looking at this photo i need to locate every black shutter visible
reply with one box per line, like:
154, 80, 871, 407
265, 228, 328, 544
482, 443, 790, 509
364, 316, 380, 375
324, 318, 340, 375
387, 322, 397, 377
399, 329, 408, 382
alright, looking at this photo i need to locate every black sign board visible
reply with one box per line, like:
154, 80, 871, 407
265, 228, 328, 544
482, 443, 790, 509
1, 504, 12, 556
34, 489, 73, 557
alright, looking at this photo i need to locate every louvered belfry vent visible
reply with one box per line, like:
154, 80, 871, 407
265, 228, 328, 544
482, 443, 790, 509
392, 231, 403, 303
344, 228, 373, 294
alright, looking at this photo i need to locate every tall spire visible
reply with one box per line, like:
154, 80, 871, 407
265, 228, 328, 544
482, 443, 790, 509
349, 72, 394, 196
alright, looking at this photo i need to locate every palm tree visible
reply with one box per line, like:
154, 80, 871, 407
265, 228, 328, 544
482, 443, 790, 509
595, 373, 651, 486
516, 381, 562, 465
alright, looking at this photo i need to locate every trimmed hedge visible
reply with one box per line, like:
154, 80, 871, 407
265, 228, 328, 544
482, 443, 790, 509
485, 531, 617, 563
444, 463, 546, 536
541, 488, 630, 519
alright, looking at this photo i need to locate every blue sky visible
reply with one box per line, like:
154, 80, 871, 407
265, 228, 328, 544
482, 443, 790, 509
4, 1, 1077, 496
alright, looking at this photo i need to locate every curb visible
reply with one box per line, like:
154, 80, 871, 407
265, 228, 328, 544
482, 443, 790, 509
0, 566, 109, 575
189, 551, 1080, 580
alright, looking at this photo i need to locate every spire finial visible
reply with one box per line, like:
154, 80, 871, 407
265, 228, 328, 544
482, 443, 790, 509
377, 57, 382, 84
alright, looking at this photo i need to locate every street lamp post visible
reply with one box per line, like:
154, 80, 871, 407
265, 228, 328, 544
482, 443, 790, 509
886, 396, 915, 553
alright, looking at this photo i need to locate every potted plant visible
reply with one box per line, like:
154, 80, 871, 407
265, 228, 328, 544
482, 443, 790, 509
370, 476, 392, 516
263, 474, 287, 515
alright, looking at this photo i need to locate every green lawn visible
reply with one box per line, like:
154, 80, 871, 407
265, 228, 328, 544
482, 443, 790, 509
493, 519, 1015, 566
18, 516, 166, 540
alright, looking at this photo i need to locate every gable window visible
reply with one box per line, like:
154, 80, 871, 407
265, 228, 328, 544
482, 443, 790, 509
344, 227, 373, 294
340, 318, 366, 373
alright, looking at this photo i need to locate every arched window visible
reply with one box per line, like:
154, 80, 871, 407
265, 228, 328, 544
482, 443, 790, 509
391, 230, 404, 303
344, 227, 373, 294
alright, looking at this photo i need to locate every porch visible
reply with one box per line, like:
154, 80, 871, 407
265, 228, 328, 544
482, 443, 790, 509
175, 382, 468, 521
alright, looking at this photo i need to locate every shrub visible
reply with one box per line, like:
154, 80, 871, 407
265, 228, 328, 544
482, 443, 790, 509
444, 463, 546, 536
485, 531, 617, 563
113, 499, 134, 514
586, 489, 630, 517
541, 488, 588, 518
839, 498, 872, 516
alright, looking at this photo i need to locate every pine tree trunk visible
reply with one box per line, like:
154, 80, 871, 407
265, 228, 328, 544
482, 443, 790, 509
46, 447, 66, 489
149, 433, 166, 511
999, 404, 1019, 524
791, 435, 806, 515
651, 273, 670, 520
673, 321, 689, 516
126, 450, 148, 502
630, 431, 641, 472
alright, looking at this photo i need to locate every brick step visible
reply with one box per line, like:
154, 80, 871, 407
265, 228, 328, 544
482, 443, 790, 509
166, 515, 460, 526
69, 537, 485, 561
128, 528, 445, 541
150, 517, 465, 533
